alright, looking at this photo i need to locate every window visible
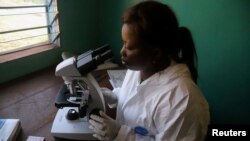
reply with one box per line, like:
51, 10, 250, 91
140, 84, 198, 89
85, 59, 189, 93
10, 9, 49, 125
0, 0, 60, 55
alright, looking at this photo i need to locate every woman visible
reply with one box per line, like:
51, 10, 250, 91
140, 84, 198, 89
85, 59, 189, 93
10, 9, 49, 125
89, 1, 210, 141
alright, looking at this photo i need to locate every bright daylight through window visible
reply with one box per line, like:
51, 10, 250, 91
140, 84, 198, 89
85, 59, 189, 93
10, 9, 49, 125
0, 0, 60, 55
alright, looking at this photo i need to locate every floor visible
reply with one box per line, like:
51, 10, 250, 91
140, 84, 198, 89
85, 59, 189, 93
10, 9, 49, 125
0, 66, 64, 141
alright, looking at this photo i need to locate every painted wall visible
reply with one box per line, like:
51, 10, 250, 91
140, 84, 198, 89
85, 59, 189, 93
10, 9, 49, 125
0, 0, 99, 84
97, 0, 140, 62
58, 0, 99, 54
96, 0, 125, 62
164, 0, 250, 125
98, 0, 250, 124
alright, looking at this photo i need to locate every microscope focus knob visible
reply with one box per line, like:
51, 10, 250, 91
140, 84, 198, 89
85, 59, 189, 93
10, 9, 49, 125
66, 109, 79, 120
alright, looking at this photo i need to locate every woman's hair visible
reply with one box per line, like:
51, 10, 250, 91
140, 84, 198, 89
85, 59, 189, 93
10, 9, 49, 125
122, 1, 198, 83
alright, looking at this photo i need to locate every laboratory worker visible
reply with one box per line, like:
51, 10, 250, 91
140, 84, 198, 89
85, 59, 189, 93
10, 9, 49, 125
89, 1, 210, 141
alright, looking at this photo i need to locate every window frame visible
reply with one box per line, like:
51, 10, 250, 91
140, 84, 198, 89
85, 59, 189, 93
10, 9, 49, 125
0, 0, 60, 62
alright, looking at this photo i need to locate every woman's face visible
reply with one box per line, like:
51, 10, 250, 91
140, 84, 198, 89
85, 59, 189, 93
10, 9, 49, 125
120, 24, 155, 70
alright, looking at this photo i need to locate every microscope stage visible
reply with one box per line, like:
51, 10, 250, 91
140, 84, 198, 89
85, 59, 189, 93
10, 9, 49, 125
51, 107, 96, 140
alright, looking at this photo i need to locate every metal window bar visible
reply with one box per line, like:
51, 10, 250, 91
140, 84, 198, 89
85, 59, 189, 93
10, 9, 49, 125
48, 0, 53, 8
0, 12, 58, 16
0, 5, 47, 9
51, 33, 60, 44
0, 32, 59, 44
50, 13, 59, 27
45, 2, 50, 34
0, 12, 59, 33
0, 0, 60, 53
0, 26, 51, 34
0, 0, 58, 33
0, 11, 59, 34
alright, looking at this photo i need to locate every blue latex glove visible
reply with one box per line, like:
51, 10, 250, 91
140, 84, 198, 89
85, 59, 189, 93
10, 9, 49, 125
89, 111, 120, 141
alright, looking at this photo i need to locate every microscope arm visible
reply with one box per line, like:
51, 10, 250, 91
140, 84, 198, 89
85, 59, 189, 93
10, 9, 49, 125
54, 44, 112, 118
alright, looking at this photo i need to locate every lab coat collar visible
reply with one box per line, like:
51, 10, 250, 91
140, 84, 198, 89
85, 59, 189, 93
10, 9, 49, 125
138, 63, 191, 87
121, 64, 191, 112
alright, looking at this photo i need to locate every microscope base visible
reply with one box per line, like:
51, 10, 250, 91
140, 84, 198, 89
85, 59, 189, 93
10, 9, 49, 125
51, 107, 96, 140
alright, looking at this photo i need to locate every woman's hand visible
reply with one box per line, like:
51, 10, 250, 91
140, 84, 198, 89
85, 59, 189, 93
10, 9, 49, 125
89, 111, 120, 141
101, 87, 118, 105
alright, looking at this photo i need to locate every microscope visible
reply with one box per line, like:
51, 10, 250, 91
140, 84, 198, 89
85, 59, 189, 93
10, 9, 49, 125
51, 44, 112, 140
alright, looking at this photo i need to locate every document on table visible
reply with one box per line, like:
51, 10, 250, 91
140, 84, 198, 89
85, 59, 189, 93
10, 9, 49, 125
107, 69, 127, 88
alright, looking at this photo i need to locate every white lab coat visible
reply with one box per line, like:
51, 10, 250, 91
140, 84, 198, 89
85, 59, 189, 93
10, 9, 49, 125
112, 64, 210, 141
